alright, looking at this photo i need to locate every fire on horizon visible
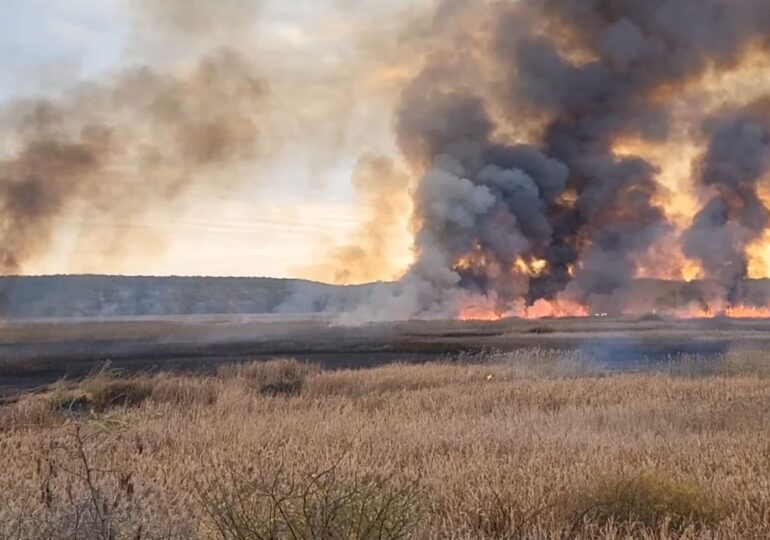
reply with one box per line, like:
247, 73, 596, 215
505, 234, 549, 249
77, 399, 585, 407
5, 0, 770, 321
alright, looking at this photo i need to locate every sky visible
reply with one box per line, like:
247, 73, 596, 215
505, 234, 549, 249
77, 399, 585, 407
0, 0, 415, 279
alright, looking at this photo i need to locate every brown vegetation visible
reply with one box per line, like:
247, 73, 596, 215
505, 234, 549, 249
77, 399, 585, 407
1, 351, 770, 538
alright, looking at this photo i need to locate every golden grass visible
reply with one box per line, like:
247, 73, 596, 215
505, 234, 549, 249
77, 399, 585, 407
1, 352, 770, 538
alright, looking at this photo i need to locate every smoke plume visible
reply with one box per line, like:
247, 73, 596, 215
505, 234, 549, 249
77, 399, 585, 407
382, 0, 770, 319
307, 154, 412, 285
684, 100, 770, 300
8, 0, 770, 321
0, 0, 266, 274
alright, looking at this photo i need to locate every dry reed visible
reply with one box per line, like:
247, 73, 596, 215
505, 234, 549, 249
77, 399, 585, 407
0, 352, 769, 539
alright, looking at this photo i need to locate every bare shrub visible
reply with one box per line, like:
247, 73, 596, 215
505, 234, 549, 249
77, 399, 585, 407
197, 462, 421, 539
6, 426, 144, 540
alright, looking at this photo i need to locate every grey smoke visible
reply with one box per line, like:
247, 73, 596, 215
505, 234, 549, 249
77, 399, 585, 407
384, 0, 770, 318
684, 101, 770, 298
0, 3, 266, 274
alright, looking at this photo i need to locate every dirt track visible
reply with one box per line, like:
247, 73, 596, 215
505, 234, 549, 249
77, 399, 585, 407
2, 314, 770, 397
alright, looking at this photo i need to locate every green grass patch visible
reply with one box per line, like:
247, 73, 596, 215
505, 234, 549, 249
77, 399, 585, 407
567, 472, 730, 535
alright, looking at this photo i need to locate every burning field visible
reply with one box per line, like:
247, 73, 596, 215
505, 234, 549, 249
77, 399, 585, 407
5, 1, 770, 324
6, 0, 770, 414
376, 0, 770, 323
6, 3, 770, 538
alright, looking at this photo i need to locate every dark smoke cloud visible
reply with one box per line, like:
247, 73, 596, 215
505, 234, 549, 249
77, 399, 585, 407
389, 0, 770, 317
684, 100, 770, 299
0, 2, 266, 274
7, 0, 770, 321
0, 131, 109, 271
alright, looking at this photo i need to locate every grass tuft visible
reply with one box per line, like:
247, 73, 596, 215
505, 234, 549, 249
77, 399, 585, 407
217, 358, 320, 396
1, 369, 220, 430
568, 472, 729, 535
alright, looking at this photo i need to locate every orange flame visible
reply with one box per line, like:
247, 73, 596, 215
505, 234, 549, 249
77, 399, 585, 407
458, 306, 503, 321
519, 298, 590, 319
724, 305, 770, 318
513, 257, 548, 277
458, 297, 590, 321
669, 303, 770, 319
458, 296, 770, 321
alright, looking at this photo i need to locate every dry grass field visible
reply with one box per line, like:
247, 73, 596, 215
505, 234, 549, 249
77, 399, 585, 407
1, 350, 770, 539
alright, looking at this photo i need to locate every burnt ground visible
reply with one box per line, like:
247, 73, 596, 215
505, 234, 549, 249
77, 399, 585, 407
2, 314, 770, 397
